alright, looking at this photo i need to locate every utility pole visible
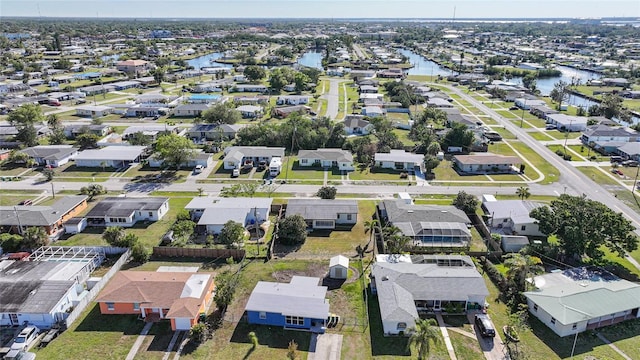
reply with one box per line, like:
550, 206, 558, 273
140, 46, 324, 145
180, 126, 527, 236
13, 206, 23, 235
51, 182, 55, 199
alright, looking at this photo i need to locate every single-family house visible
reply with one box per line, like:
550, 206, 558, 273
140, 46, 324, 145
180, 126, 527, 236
329, 255, 349, 279
125, 105, 168, 118
529, 105, 559, 120
546, 114, 588, 132
297, 149, 354, 171
601, 78, 630, 87
377, 199, 472, 247
371, 255, 489, 335
63, 124, 112, 139
482, 197, 545, 237
20, 145, 78, 167
525, 267, 640, 337
362, 106, 385, 117
452, 153, 521, 174
343, 115, 373, 135
148, 149, 211, 169
222, 146, 285, 170
234, 96, 269, 105
0, 196, 88, 239
276, 95, 310, 105
616, 142, 640, 161
184, 197, 272, 235
187, 124, 244, 141
374, 150, 424, 172
96, 271, 215, 331
122, 125, 179, 141
359, 85, 379, 94
273, 105, 311, 118
514, 98, 547, 110
580, 125, 637, 149
116, 60, 150, 75
234, 84, 268, 93
187, 94, 221, 104
173, 103, 210, 117
75, 105, 113, 118
236, 105, 263, 119
0, 256, 98, 329
74, 146, 147, 168
85, 197, 169, 227
285, 199, 358, 230
245, 276, 330, 332
426, 97, 453, 108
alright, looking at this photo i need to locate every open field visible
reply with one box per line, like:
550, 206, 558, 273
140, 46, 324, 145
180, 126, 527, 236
509, 141, 560, 184
348, 167, 413, 181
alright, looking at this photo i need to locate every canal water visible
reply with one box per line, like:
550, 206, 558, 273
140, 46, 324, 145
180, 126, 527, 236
186, 52, 232, 70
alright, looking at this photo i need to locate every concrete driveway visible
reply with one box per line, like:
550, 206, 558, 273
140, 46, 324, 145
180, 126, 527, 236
308, 333, 343, 360
467, 312, 508, 360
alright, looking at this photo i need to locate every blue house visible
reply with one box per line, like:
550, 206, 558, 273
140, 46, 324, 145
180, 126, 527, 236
245, 276, 329, 333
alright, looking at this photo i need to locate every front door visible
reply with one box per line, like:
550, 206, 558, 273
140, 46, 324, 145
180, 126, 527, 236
9, 313, 18, 325
433, 300, 441, 311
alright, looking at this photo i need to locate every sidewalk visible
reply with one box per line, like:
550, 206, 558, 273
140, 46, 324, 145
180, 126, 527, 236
125, 322, 153, 360
435, 312, 458, 360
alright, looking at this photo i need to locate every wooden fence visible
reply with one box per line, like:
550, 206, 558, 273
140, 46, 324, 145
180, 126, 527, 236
152, 247, 245, 260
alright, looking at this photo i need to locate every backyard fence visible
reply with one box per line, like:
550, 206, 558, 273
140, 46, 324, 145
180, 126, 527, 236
152, 247, 245, 260
64, 249, 131, 328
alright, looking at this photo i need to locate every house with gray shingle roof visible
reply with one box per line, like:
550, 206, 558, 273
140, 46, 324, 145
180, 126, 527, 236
372, 255, 489, 335
222, 146, 284, 170
20, 145, 78, 167
377, 200, 471, 247
525, 267, 640, 337
85, 197, 169, 227
297, 149, 354, 171
342, 115, 373, 135
286, 199, 358, 230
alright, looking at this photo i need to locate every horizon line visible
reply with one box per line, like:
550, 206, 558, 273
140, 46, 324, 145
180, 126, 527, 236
1, 16, 639, 21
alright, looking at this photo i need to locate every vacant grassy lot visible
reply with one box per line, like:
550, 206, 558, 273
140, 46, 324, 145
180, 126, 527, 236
567, 145, 609, 162
491, 126, 517, 140
349, 167, 413, 181
509, 141, 560, 184
392, 129, 416, 147
576, 167, 622, 186
528, 131, 555, 141
546, 130, 582, 140
0, 162, 34, 176
432, 161, 491, 182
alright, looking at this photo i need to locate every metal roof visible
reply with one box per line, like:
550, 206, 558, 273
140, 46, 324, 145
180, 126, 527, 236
286, 199, 358, 220
374, 150, 423, 164
297, 149, 353, 163
75, 146, 147, 161
245, 276, 329, 319
86, 197, 168, 218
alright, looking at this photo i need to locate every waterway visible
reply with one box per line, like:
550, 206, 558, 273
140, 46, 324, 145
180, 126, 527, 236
397, 49, 451, 77
186, 52, 232, 70
297, 51, 323, 70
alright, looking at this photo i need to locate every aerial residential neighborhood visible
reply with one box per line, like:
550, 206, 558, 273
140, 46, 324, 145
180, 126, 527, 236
0, 9, 640, 360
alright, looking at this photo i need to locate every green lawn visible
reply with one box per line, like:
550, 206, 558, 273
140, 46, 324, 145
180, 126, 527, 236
509, 141, 560, 184
432, 161, 490, 182
567, 145, 609, 162
0, 195, 36, 206
0, 163, 34, 176
34, 303, 146, 360
124, 165, 191, 183
528, 131, 555, 141
492, 127, 517, 140
54, 163, 115, 178
488, 142, 517, 156
285, 158, 344, 181
545, 130, 582, 140
448, 331, 483, 360
392, 129, 416, 147
349, 167, 413, 181
576, 167, 621, 186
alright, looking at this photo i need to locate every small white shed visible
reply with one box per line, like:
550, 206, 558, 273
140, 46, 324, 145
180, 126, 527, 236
63, 217, 87, 235
329, 255, 349, 279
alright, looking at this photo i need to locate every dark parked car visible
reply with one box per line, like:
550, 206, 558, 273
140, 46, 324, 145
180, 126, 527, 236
39, 328, 60, 348
475, 314, 496, 338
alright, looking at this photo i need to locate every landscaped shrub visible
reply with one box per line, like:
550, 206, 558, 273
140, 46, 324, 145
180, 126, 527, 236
400, 172, 408, 179
563, 154, 572, 161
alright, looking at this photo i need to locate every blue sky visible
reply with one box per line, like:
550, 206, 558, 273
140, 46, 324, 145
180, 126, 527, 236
1, 0, 639, 19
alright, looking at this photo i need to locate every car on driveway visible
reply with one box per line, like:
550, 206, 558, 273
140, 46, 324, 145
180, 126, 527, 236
474, 314, 496, 338
193, 164, 204, 174
10, 326, 39, 351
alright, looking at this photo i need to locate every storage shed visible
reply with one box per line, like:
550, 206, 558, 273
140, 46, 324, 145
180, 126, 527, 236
63, 217, 87, 235
329, 255, 349, 279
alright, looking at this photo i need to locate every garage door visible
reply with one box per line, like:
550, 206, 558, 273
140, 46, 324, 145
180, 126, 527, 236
174, 318, 192, 330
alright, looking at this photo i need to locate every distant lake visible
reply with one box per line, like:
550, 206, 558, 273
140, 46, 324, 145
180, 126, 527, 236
297, 51, 323, 70
187, 52, 232, 70
511, 65, 602, 96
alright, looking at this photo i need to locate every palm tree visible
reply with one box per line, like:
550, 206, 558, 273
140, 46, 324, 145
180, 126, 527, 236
503, 253, 544, 292
407, 318, 440, 360
515, 186, 531, 200
363, 219, 380, 248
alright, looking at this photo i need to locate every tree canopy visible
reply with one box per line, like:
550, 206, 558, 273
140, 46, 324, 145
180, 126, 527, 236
218, 221, 245, 248
529, 194, 638, 260
201, 102, 241, 125
278, 215, 307, 246
153, 133, 197, 170
80, 184, 107, 201
452, 191, 478, 214
243, 65, 266, 82
441, 123, 474, 152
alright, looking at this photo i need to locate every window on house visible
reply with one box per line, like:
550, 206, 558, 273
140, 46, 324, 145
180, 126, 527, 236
315, 220, 334, 228
533, 304, 538, 312
149, 212, 153, 217
285, 316, 304, 326
397, 322, 407, 330
133, 303, 140, 311
301, 159, 308, 164
572, 323, 577, 330
106, 302, 115, 311
347, 214, 352, 221
551, 317, 556, 325
521, 225, 526, 231
503, 219, 508, 222
259, 312, 266, 320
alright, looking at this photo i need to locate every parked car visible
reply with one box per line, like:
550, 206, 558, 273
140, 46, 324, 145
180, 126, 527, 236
11, 326, 39, 351
38, 328, 60, 348
231, 168, 240, 178
4, 349, 36, 360
622, 160, 638, 167
545, 124, 557, 130
257, 161, 267, 171
18, 199, 33, 206
75, 99, 86, 105
610, 156, 624, 163
509, 106, 519, 110
193, 165, 204, 174
474, 314, 496, 338
611, 168, 624, 175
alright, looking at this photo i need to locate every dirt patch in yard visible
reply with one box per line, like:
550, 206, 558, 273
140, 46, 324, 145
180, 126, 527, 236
271, 262, 328, 282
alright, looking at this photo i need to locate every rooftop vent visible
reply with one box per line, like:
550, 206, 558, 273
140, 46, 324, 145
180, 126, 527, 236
382, 276, 389, 281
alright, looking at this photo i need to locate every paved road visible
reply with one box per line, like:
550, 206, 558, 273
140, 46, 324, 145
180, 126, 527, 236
321, 78, 341, 120
441, 84, 640, 233
352, 44, 367, 60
